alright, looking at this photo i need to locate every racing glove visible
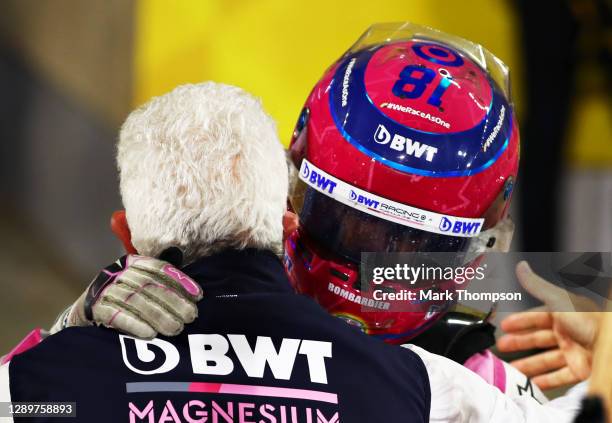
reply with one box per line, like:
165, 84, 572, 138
50, 253, 203, 339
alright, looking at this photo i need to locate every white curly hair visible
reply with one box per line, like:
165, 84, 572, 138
117, 82, 288, 263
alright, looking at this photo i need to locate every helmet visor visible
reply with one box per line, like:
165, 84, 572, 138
289, 157, 483, 264
301, 186, 472, 263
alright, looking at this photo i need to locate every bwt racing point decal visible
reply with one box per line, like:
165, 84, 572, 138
299, 159, 484, 237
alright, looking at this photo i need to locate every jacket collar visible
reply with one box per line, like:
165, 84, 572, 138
181, 248, 294, 296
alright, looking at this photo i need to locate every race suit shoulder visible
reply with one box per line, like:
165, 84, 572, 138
405, 344, 586, 423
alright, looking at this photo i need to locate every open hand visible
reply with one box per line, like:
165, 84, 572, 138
496, 261, 601, 390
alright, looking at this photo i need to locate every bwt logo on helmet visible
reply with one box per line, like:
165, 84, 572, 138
349, 190, 380, 208
374, 124, 438, 162
302, 162, 337, 194
439, 216, 482, 235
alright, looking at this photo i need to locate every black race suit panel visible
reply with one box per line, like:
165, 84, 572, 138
6, 249, 430, 423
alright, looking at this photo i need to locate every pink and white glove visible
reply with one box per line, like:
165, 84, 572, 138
50, 254, 203, 339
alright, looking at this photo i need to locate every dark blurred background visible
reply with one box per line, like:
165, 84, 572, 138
0, 0, 610, 351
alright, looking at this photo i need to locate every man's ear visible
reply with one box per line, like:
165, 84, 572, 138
283, 210, 299, 241
111, 210, 138, 254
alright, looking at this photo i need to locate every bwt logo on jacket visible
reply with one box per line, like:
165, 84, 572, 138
349, 190, 380, 208
120, 334, 332, 384
439, 216, 482, 235
374, 124, 438, 162
301, 162, 337, 195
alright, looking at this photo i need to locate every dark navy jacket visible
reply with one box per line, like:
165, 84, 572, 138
5, 249, 431, 422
